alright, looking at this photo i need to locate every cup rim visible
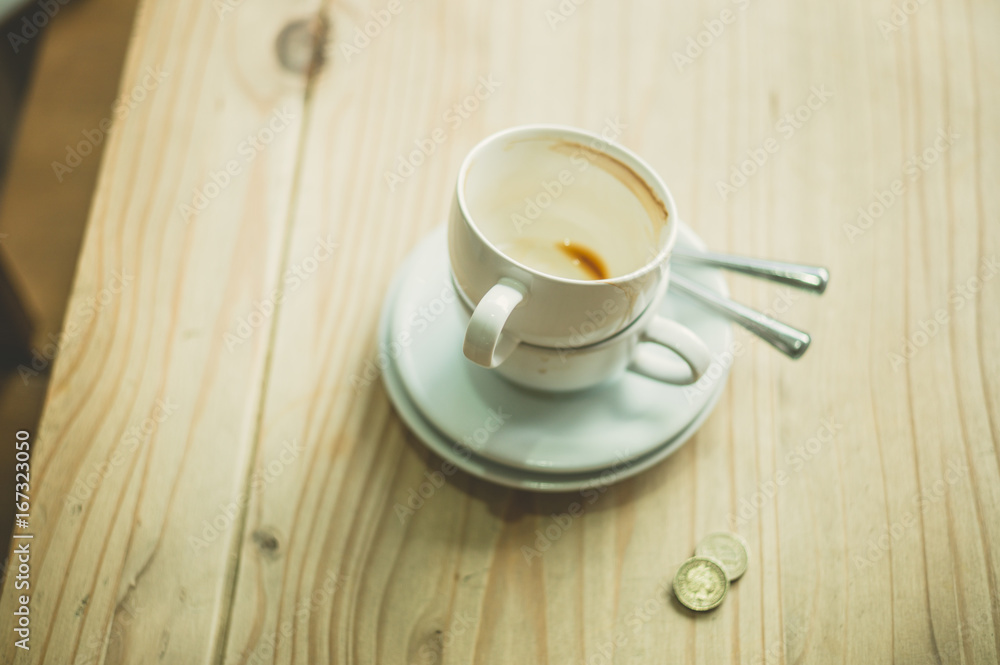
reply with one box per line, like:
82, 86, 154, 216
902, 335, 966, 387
454, 123, 678, 286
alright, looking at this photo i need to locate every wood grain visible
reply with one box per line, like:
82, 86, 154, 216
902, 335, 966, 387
1, 0, 998, 663
0, 0, 323, 662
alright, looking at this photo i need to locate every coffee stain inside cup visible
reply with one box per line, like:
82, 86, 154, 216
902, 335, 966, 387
556, 239, 609, 280
548, 140, 670, 229
546, 140, 668, 321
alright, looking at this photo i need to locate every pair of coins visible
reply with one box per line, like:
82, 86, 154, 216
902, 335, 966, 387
672, 532, 749, 612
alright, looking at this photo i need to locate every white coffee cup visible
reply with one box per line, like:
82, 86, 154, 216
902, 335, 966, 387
448, 124, 711, 389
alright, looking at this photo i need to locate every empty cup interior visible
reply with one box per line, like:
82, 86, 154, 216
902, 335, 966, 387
461, 133, 670, 281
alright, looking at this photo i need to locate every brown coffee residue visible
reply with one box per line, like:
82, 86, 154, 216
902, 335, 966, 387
548, 140, 670, 227
556, 240, 609, 280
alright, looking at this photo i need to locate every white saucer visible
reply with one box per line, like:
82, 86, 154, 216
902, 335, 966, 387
378, 224, 732, 479
381, 346, 727, 492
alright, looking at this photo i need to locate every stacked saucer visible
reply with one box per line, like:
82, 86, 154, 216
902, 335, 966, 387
378, 223, 732, 492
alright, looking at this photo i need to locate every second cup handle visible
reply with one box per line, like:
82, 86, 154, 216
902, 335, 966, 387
463, 278, 526, 368
629, 316, 712, 385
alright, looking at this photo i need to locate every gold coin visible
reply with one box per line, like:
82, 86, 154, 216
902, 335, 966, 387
672, 556, 729, 612
695, 532, 749, 581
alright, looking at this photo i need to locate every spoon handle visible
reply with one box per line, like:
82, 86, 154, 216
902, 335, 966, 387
669, 273, 811, 359
672, 248, 830, 294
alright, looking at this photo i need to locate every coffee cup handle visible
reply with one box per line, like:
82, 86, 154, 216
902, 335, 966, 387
463, 278, 527, 368
628, 315, 712, 385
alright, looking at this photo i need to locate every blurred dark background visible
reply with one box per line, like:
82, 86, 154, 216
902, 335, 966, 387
0, 0, 139, 578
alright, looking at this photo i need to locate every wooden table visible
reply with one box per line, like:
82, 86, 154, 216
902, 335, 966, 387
2, 0, 998, 662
